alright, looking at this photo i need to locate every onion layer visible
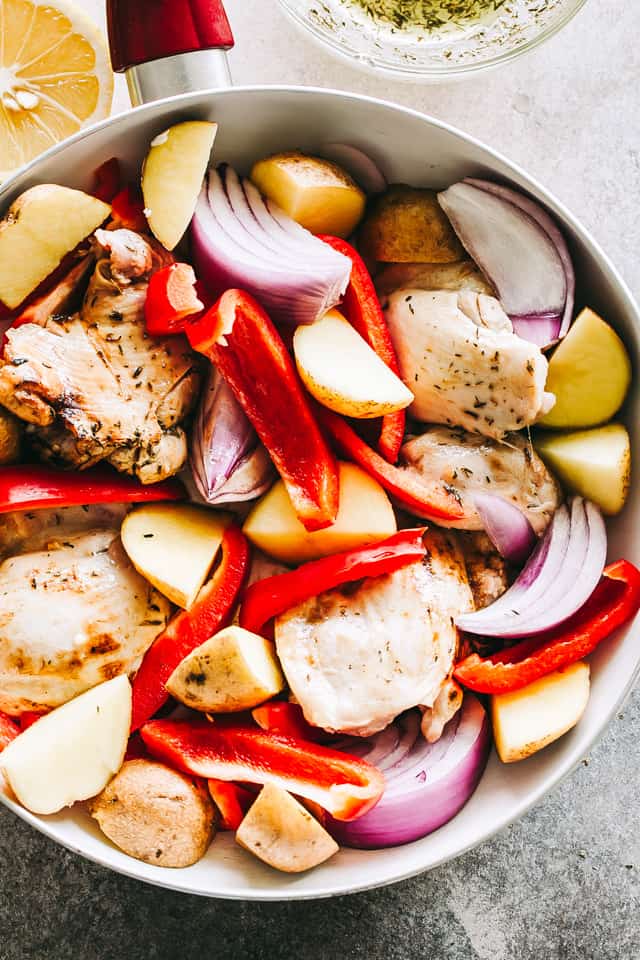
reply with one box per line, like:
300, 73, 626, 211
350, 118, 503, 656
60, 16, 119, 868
456, 497, 607, 638
438, 180, 574, 348
190, 365, 274, 505
320, 143, 387, 194
474, 493, 537, 566
191, 165, 352, 326
326, 695, 490, 849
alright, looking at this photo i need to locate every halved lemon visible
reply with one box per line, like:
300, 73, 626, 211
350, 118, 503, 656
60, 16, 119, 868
0, 0, 113, 179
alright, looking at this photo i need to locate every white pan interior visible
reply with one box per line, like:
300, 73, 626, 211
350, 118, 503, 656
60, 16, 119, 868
0, 86, 638, 901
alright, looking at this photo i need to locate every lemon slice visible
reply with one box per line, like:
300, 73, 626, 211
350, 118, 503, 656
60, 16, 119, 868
0, 0, 113, 179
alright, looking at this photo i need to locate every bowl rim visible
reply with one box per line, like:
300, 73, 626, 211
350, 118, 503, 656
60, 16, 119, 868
0, 83, 638, 900
276, 0, 590, 81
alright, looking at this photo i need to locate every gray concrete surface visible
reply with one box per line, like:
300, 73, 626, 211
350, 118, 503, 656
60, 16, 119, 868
1, 0, 639, 956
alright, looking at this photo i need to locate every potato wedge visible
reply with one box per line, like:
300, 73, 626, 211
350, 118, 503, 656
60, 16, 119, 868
142, 121, 218, 250
166, 625, 285, 713
359, 185, 464, 264
243, 462, 396, 564
236, 783, 339, 873
0, 184, 110, 308
0, 676, 131, 815
250, 151, 366, 238
121, 504, 229, 609
540, 308, 632, 428
535, 423, 630, 515
0, 408, 21, 465
491, 661, 590, 763
89, 759, 216, 868
294, 309, 413, 418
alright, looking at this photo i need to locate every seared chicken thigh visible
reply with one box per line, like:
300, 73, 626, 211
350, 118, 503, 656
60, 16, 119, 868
0, 526, 171, 715
400, 425, 560, 534
375, 259, 493, 299
384, 289, 554, 439
275, 529, 473, 738
0, 230, 200, 482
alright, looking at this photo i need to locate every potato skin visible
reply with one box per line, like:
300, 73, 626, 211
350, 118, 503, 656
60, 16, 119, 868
359, 185, 464, 264
0, 408, 21, 465
89, 760, 216, 868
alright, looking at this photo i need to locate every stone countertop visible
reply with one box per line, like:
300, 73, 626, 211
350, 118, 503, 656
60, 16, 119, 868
1, 1, 639, 957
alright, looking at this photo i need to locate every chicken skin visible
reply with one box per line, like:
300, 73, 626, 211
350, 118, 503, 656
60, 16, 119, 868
399, 425, 561, 534
384, 289, 555, 439
275, 529, 473, 738
0, 523, 171, 715
0, 230, 200, 483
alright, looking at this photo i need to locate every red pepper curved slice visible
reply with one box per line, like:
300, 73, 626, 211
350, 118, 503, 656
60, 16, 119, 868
208, 779, 255, 831
141, 721, 385, 822
252, 701, 328, 743
0, 711, 19, 752
187, 289, 339, 532
145, 263, 204, 336
317, 406, 465, 523
0, 464, 185, 515
130, 524, 251, 731
18, 711, 46, 731
319, 235, 405, 464
111, 185, 148, 233
91, 157, 121, 203
240, 528, 426, 636
454, 559, 640, 694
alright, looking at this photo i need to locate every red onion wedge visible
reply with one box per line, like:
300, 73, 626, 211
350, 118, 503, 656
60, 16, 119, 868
437, 180, 574, 348
191, 166, 352, 326
320, 143, 387, 194
465, 178, 575, 340
474, 493, 537, 566
190, 365, 274, 505
326, 696, 490, 849
456, 497, 607, 638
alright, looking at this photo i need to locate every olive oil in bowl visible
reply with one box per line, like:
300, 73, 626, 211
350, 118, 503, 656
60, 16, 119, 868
354, 0, 506, 31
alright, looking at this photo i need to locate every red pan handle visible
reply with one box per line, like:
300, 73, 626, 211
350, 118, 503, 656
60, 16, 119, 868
107, 0, 234, 73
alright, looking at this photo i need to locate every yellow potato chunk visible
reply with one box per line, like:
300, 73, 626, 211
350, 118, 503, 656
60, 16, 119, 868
121, 504, 228, 609
243, 462, 396, 564
535, 423, 630, 515
166, 625, 285, 713
540, 308, 631, 428
250, 152, 366, 238
0, 184, 110, 308
491, 661, 590, 763
236, 783, 339, 873
359, 184, 464, 263
142, 121, 218, 250
294, 309, 413, 418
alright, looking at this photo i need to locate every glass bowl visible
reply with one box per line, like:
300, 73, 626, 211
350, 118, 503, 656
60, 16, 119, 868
277, 0, 588, 81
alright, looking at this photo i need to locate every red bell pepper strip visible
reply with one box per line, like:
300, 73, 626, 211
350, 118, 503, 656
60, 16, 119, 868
18, 711, 46, 731
124, 733, 151, 762
10, 255, 94, 331
130, 524, 251, 731
208, 780, 255, 831
111, 185, 148, 233
319, 235, 405, 464
186, 289, 339, 533
91, 157, 121, 203
145, 263, 204, 336
0, 711, 19, 752
0, 464, 185, 515
454, 559, 640, 695
240, 528, 426, 636
316, 406, 465, 523
141, 721, 385, 821
252, 701, 327, 743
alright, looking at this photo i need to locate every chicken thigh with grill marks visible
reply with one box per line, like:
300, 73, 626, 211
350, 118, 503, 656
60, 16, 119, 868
0, 507, 171, 716
0, 229, 201, 483
275, 529, 474, 738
